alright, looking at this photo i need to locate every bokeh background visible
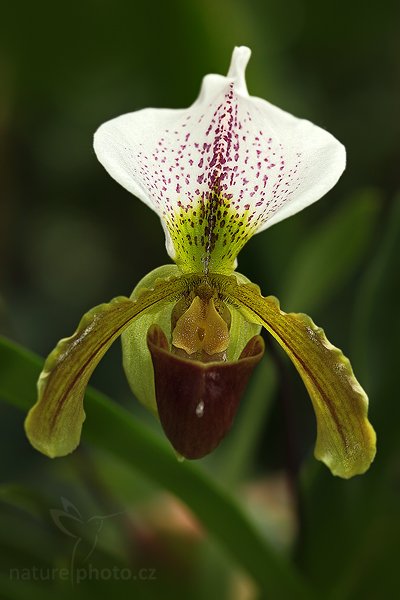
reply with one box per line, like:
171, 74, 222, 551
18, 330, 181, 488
1, 0, 399, 598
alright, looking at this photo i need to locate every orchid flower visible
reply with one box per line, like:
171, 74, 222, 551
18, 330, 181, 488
25, 46, 376, 478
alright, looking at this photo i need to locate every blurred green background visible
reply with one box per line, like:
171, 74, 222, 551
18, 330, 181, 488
1, 0, 399, 598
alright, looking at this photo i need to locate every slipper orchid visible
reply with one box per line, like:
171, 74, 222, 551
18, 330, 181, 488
25, 47, 376, 478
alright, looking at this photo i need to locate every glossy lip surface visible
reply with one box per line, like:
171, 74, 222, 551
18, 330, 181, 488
147, 325, 265, 459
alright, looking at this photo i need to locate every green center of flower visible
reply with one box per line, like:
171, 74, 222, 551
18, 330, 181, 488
165, 193, 258, 274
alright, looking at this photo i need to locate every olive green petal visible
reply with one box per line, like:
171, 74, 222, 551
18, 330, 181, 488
25, 276, 187, 458
223, 279, 376, 478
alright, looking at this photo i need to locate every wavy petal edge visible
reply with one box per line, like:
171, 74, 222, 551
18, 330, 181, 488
217, 276, 376, 478
25, 275, 188, 457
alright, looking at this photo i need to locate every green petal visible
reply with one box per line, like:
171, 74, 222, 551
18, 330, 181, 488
25, 275, 187, 458
221, 278, 376, 478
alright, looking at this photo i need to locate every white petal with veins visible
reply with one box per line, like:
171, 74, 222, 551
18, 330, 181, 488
94, 46, 345, 273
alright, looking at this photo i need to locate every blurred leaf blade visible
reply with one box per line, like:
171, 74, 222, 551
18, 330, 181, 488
298, 195, 400, 597
280, 189, 381, 313
0, 335, 312, 599
217, 355, 277, 486
351, 193, 400, 393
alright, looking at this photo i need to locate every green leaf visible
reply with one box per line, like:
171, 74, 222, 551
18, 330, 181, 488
280, 189, 381, 313
0, 336, 312, 599
352, 194, 400, 397
296, 198, 400, 600
217, 356, 277, 485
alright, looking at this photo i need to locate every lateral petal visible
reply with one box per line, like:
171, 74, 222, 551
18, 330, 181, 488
223, 279, 376, 478
25, 276, 187, 457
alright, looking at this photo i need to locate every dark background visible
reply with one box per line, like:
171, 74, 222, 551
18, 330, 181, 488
1, 1, 399, 598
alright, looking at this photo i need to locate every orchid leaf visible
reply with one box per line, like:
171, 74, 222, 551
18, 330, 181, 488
24, 275, 187, 458
217, 356, 277, 485
280, 189, 380, 313
0, 336, 312, 599
222, 279, 376, 478
352, 194, 400, 395
293, 199, 400, 599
